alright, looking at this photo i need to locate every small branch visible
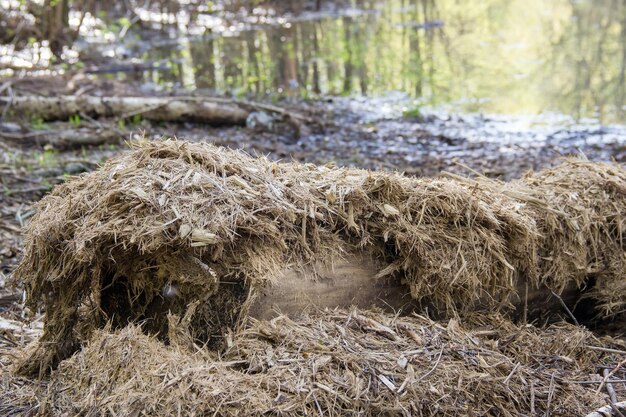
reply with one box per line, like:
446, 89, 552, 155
597, 358, 626, 395
415, 347, 444, 382
0, 333, 17, 347
503, 362, 520, 385
550, 289, 579, 325
546, 373, 556, 417
587, 346, 626, 356
572, 379, 626, 384
604, 369, 624, 417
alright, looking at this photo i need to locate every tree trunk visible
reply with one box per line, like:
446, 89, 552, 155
250, 253, 582, 322
43, 0, 70, 57
0, 96, 250, 126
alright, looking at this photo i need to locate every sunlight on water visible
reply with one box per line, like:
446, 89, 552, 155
127, 0, 626, 124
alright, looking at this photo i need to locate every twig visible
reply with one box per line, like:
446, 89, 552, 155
604, 369, 625, 417
550, 289, 579, 325
0, 81, 12, 96
530, 381, 536, 416
352, 312, 399, 341
454, 161, 494, 181
70, 0, 90, 43
415, 347, 444, 382
572, 379, 626, 384
503, 362, 520, 385
597, 358, 626, 395
587, 346, 626, 356
0, 333, 17, 346
546, 373, 555, 417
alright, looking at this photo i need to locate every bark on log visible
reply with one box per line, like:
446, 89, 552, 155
249, 255, 415, 319
0, 127, 122, 148
250, 253, 581, 321
0, 96, 250, 126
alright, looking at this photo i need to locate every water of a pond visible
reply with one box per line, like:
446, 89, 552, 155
115, 0, 626, 126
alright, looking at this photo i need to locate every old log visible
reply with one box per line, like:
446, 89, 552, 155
250, 253, 582, 322
0, 126, 123, 148
0, 95, 250, 126
249, 255, 415, 319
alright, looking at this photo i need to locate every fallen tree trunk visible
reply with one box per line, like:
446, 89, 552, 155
249, 254, 581, 321
0, 95, 250, 125
0, 126, 123, 148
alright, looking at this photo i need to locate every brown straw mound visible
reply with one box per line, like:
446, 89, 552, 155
12, 139, 626, 374
9, 309, 617, 416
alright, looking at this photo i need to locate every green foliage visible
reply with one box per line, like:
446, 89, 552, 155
69, 114, 82, 126
131, 114, 143, 125
117, 114, 143, 130
37, 147, 59, 168
30, 117, 49, 131
118, 17, 132, 28
402, 106, 423, 120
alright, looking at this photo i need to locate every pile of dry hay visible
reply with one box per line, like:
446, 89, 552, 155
3, 309, 625, 416
12, 139, 626, 374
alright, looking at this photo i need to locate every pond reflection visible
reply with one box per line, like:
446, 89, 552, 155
130, 0, 626, 124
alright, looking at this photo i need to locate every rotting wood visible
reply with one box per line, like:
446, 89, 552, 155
0, 126, 123, 148
249, 255, 415, 319
0, 95, 250, 125
0, 95, 315, 128
250, 253, 581, 321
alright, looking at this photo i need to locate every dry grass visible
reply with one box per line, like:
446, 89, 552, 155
11, 139, 626, 375
3, 308, 624, 416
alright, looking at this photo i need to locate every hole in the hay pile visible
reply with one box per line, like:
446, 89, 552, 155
98, 262, 252, 349
573, 276, 626, 338
99, 270, 174, 337
572, 277, 599, 327
189, 279, 250, 348
99, 272, 134, 329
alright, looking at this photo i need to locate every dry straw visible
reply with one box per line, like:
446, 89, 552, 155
2, 309, 621, 416
12, 139, 626, 375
